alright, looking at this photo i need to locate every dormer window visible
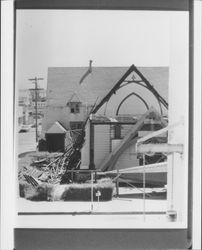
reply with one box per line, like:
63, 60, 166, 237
69, 102, 80, 114
67, 93, 81, 114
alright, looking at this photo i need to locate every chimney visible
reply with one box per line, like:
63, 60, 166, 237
89, 60, 93, 73
79, 60, 93, 84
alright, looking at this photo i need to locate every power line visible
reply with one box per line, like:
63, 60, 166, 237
28, 77, 44, 143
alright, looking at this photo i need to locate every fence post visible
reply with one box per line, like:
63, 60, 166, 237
91, 171, 94, 211
94, 171, 97, 183
116, 169, 119, 197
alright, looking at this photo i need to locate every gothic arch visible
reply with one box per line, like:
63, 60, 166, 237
116, 92, 149, 116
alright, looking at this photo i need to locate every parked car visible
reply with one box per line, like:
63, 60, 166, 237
19, 124, 31, 133
31, 122, 42, 128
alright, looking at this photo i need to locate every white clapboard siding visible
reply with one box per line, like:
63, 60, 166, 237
110, 125, 139, 170
111, 139, 122, 151
95, 125, 110, 169
81, 122, 90, 167
109, 124, 134, 140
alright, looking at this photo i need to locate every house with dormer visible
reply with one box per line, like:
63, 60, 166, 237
42, 62, 168, 154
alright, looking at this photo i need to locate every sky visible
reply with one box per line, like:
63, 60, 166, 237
15, 10, 173, 89
16, 10, 192, 91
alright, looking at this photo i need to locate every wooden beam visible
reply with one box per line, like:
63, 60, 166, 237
99, 107, 167, 172
103, 162, 167, 174
137, 143, 183, 154
133, 65, 168, 109
93, 65, 168, 115
99, 108, 152, 171
89, 121, 95, 169
92, 65, 135, 114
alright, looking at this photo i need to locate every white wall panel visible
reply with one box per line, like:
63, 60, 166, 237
94, 125, 110, 169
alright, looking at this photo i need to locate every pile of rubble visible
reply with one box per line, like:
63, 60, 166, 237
18, 125, 86, 187
18, 103, 96, 187
18, 152, 65, 185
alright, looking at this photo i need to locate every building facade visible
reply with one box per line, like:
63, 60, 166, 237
18, 88, 47, 127
42, 64, 168, 157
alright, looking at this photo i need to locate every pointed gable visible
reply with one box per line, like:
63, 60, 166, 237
67, 93, 81, 104
92, 65, 168, 114
46, 66, 168, 109
46, 121, 67, 134
43, 66, 168, 134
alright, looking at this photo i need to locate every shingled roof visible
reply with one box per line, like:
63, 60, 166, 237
46, 66, 168, 108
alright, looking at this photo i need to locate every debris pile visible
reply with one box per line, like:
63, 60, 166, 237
18, 103, 97, 187
19, 144, 80, 186
18, 152, 67, 185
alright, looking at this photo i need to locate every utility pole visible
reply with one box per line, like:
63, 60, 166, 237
29, 77, 44, 143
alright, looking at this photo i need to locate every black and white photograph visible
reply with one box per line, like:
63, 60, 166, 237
14, 9, 191, 228
1, 1, 201, 249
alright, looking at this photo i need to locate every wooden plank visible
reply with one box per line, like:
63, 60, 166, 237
115, 169, 119, 197
103, 162, 167, 174
137, 143, 183, 154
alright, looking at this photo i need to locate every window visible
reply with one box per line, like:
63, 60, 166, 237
114, 124, 122, 139
68, 102, 80, 113
70, 121, 83, 130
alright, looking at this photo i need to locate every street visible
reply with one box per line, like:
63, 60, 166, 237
17, 126, 41, 155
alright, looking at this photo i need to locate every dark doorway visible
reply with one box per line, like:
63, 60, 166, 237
46, 133, 65, 152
